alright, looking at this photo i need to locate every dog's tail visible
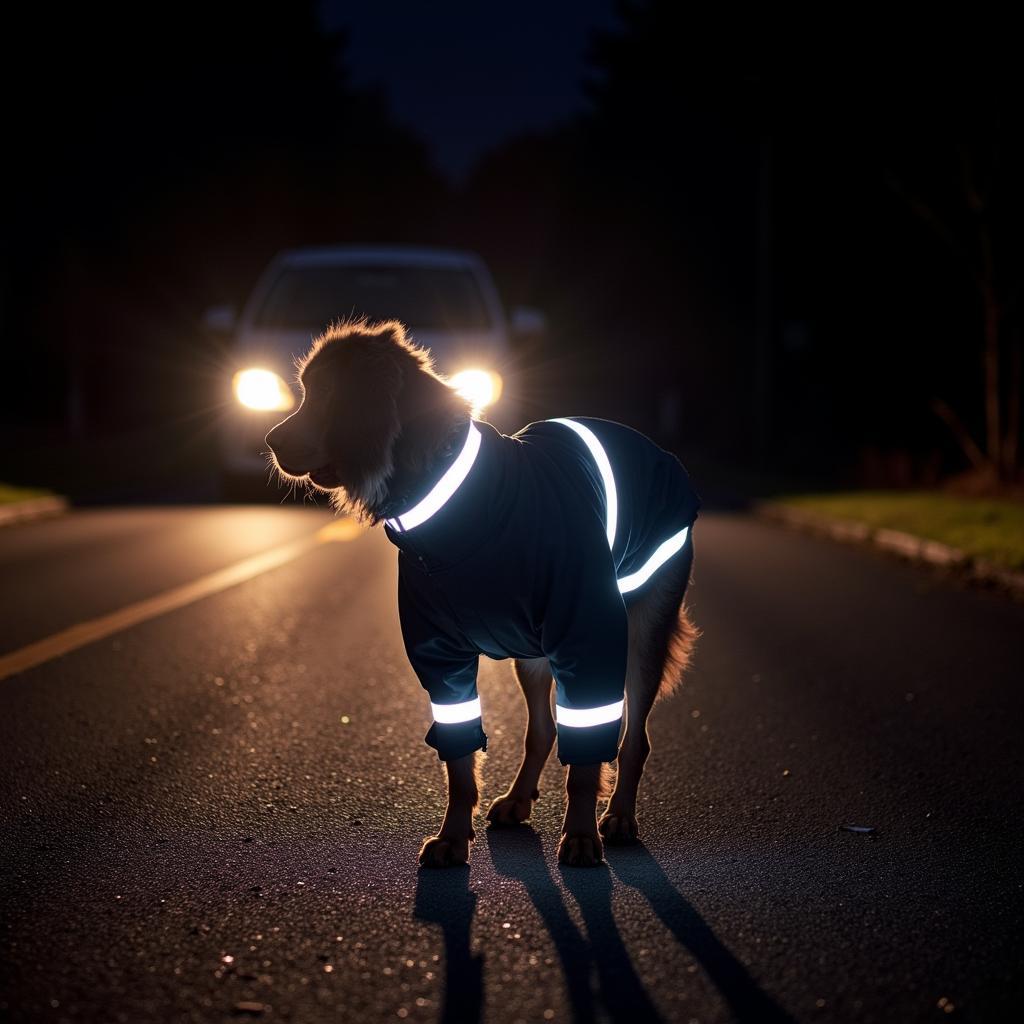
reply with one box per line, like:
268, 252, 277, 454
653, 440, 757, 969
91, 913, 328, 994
656, 602, 700, 703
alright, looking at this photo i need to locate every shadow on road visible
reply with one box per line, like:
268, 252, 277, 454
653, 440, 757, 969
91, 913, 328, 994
557, 849, 666, 1023
605, 843, 794, 1023
488, 825, 599, 1023
486, 825, 791, 1024
414, 827, 791, 1024
414, 864, 484, 1024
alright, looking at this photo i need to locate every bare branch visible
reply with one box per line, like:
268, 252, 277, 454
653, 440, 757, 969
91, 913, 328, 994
883, 170, 957, 251
1000, 278, 1022, 320
930, 397, 991, 472
882, 169, 985, 292
957, 140, 985, 214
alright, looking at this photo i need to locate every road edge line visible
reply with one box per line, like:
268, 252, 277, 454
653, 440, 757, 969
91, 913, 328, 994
0, 522, 361, 682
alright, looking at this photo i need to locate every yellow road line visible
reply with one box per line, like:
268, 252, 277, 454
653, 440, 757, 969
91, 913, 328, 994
0, 519, 364, 682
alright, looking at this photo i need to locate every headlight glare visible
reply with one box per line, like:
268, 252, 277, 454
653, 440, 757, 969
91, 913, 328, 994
449, 368, 503, 415
233, 368, 295, 412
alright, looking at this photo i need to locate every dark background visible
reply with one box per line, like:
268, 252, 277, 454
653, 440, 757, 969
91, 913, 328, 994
3, 1, 1021, 499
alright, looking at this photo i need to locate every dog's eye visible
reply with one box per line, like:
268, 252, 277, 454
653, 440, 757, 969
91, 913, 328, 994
298, 368, 338, 409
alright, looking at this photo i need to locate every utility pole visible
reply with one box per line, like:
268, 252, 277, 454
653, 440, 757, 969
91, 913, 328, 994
753, 125, 775, 467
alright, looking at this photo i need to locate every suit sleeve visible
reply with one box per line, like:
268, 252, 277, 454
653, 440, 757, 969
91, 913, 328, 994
541, 546, 628, 766
397, 556, 487, 761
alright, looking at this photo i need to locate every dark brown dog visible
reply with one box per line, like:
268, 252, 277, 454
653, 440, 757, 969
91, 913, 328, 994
266, 320, 698, 867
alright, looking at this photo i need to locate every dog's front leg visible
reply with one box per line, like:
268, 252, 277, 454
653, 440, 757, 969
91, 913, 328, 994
419, 752, 480, 868
557, 763, 606, 867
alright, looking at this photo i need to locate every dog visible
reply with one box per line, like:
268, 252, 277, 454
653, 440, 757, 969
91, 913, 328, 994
265, 319, 701, 868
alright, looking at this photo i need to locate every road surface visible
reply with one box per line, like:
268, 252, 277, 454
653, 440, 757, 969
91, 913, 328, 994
1, 507, 1022, 1023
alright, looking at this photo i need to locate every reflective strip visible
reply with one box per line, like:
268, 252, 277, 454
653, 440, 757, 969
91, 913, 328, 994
550, 418, 617, 548
430, 696, 482, 724
617, 526, 690, 594
386, 422, 482, 532
555, 699, 624, 728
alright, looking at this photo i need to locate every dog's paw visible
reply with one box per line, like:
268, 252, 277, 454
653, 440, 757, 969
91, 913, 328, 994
557, 831, 605, 867
598, 811, 641, 845
418, 834, 471, 868
485, 789, 538, 826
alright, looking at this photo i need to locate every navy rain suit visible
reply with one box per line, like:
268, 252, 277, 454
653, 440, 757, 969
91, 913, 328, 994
383, 417, 701, 765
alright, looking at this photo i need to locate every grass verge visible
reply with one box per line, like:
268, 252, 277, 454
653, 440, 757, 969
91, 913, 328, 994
779, 491, 1024, 572
0, 483, 56, 505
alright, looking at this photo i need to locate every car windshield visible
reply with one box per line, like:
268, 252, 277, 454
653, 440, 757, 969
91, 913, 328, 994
254, 264, 493, 331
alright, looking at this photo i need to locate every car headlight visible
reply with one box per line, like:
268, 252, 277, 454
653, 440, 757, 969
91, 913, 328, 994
449, 369, 503, 416
233, 368, 295, 412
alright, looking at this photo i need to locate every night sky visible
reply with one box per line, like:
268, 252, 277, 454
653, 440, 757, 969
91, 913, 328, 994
319, 0, 618, 181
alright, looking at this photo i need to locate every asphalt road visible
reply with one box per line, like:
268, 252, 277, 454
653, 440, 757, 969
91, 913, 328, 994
1, 507, 1022, 1024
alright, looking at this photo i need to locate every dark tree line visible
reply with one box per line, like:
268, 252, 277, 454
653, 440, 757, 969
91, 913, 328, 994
2, 0, 1021, 489
3, 1, 444, 433
453, 2, 1024, 485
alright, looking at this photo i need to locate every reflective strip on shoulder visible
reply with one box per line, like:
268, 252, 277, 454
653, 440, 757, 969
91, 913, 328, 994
555, 699, 624, 728
430, 696, 482, 724
386, 422, 482, 532
617, 526, 690, 594
549, 418, 617, 549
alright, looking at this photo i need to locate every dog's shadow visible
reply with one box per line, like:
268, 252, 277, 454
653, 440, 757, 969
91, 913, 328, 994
413, 865, 484, 1024
488, 825, 604, 1024
603, 843, 794, 1024
415, 825, 793, 1024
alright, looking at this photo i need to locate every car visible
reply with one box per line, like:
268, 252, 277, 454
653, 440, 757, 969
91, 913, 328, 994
207, 245, 536, 494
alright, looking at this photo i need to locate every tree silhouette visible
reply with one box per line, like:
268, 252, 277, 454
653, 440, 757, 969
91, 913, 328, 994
3, 0, 446, 433
883, 99, 1022, 483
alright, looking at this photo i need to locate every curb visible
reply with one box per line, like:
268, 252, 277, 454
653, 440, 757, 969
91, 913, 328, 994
755, 501, 1024, 601
0, 495, 69, 527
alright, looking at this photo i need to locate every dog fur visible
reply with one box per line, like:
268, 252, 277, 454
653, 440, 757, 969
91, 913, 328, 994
266, 320, 699, 867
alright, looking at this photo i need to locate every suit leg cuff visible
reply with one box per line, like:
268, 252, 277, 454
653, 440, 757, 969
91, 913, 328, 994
555, 718, 622, 766
426, 719, 488, 761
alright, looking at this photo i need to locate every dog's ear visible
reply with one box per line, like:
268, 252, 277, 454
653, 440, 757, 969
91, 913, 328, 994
322, 332, 405, 503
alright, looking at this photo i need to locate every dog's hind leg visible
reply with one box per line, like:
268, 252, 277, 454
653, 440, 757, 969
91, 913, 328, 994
485, 657, 556, 826
599, 540, 698, 845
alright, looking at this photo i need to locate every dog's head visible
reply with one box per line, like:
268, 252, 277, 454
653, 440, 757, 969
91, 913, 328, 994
265, 319, 470, 520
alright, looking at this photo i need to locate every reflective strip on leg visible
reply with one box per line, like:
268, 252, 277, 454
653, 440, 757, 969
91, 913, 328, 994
555, 699, 625, 728
430, 696, 482, 724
